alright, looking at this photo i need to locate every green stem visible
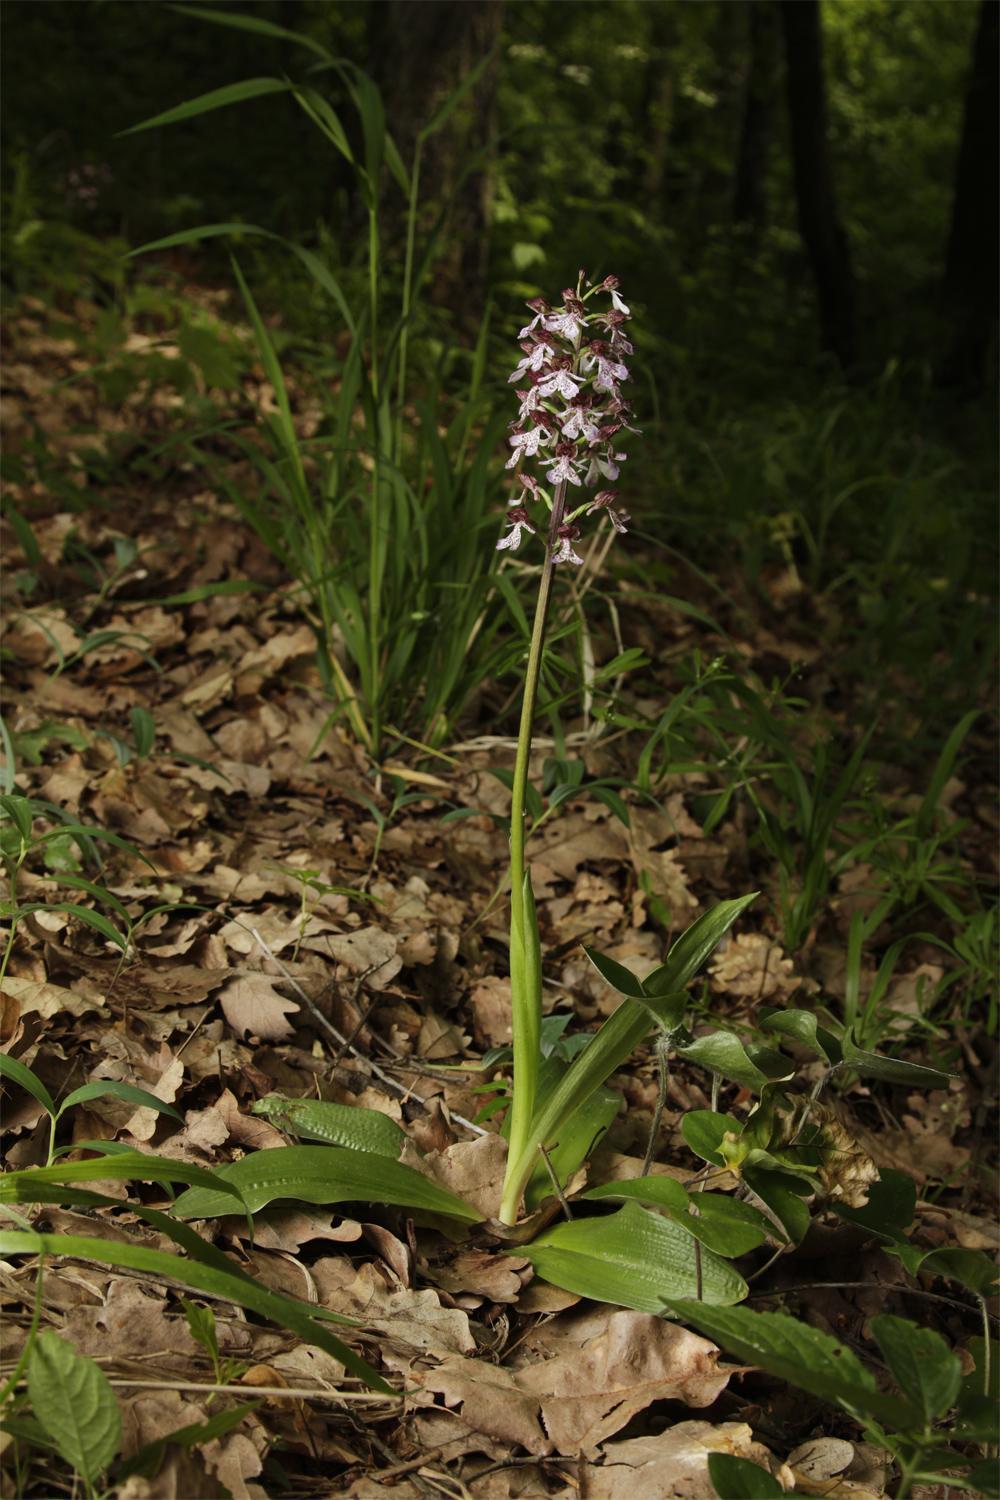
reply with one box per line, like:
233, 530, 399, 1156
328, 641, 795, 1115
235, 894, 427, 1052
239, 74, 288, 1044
368, 201, 382, 758
500, 481, 568, 1224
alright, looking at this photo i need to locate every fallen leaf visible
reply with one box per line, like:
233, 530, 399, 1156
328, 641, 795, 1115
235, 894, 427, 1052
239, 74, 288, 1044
590, 1421, 788, 1499
218, 973, 300, 1041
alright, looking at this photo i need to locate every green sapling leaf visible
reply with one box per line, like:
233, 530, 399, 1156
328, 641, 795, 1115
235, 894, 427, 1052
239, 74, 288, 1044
870, 1314, 962, 1423
28, 1331, 121, 1485
708, 1453, 786, 1499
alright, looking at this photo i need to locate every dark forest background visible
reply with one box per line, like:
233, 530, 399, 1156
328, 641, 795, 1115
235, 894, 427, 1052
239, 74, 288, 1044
3, 0, 998, 742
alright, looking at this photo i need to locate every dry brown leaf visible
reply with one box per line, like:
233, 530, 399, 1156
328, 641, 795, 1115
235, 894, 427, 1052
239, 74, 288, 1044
710, 931, 800, 1001
590, 1422, 788, 1499
315, 1260, 474, 1358
65, 1278, 198, 1368
416, 1133, 509, 1221
325, 926, 402, 988
513, 1306, 730, 1456
418, 1357, 551, 1455
218, 973, 300, 1041
425, 1249, 529, 1304
253, 1210, 363, 1251
468, 976, 513, 1047
0, 975, 104, 1020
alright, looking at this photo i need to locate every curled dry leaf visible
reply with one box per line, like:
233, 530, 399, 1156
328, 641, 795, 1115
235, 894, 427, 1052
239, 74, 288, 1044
589, 1421, 788, 1500
417, 1132, 509, 1222
218, 973, 300, 1041
314, 1259, 475, 1359
418, 1308, 730, 1460
0, 976, 103, 1020
710, 931, 800, 1001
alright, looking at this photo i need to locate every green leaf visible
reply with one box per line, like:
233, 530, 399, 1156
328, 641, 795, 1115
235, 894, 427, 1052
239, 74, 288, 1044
870, 1315, 961, 1423
917, 1247, 999, 1295
584, 947, 646, 999
0, 1053, 56, 1116
0, 792, 33, 840
0, 1154, 247, 1215
250, 1096, 407, 1156
642, 894, 759, 996
742, 1167, 811, 1244
121, 78, 291, 136
583, 1175, 690, 1214
172, 1145, 481, 1222
0, 1229, 387, 1389
833, 1167, 916, 1236
678, 1032, 794, 1092
169, 3, 332, 59
758, 1008, 842, 1065
518, 1202, 748, 1311
523, 1071, 619, 1213
840, 1033, 954, 1088
582, 1179, 769, 1256
663, 1302, 912, 1425
682, 1110, 738, 1167
708, 1453, 786, 1499
57, 1081, 184, 1123
27, 1331, 121, 1483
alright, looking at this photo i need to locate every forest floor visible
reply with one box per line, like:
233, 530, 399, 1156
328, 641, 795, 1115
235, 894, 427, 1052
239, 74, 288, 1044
1, 284, 997, 1499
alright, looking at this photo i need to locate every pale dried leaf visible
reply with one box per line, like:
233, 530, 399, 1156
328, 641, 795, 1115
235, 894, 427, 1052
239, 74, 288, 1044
218, 973, 300, 1041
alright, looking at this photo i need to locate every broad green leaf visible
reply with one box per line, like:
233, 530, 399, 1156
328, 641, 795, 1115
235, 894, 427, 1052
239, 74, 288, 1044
523, 1069, 619, 1213
58, 1081, 184, 1123
518, 1202, 747, 1311
502, 895, 758, 1218
708, 1453, 785, 1499
584, 947, 646, 999
172, 1145, 481, 1222
833, 1167, 916, 1237
583, 1179, 769, 1256
0, 1052, 56, 1116
840, 1033, 954, 1088
1, 1154, 247, 1214
758, 1007, 842, 1065
678, 1032, 794, 1092
250, 1095, 407, 1156
0, 1229, 387, 1390
663, 1302, 912, 1425
583, 1175, 690, 1214
742, 1167, 811, 1244
917, 1247, 999, 1295
686, 1193, 771, 1255
870, 1314, 961, 1422
682, 1110, 738, 1167
121, 78, 291, 136
28, 1331, 121, 1483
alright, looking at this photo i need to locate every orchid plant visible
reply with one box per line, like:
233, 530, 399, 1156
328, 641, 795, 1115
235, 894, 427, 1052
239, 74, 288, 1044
495, 277, 756, 1225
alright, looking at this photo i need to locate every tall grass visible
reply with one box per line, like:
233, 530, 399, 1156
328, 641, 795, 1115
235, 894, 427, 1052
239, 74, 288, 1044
128, 17, 508, 759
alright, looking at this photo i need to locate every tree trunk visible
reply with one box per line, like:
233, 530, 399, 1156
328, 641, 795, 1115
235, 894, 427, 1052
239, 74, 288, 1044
733, 1, 780, 233
939, 0, 998, 388
780, 0, 856, 367
372, 0, 504, 308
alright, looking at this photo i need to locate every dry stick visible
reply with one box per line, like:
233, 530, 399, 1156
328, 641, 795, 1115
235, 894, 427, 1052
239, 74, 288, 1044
0, 1374, 400, 1401
251, 930, 486, 1137
538, 1145, 573, 1221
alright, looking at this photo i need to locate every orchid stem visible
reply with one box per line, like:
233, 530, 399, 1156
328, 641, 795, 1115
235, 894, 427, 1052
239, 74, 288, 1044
501, 481, 568, 1223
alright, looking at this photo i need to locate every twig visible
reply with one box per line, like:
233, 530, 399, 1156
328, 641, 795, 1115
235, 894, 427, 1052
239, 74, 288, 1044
252, 929, 486, 1137
539, 1145, 573, 1221
0, 1374, 401, 1401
